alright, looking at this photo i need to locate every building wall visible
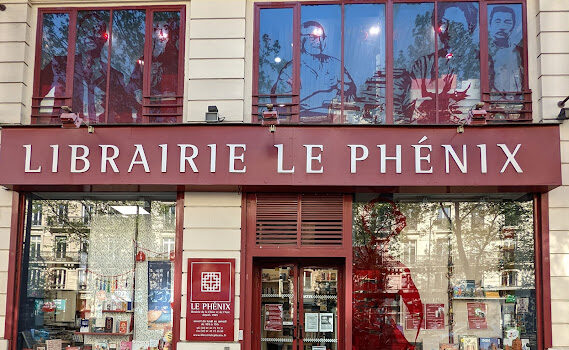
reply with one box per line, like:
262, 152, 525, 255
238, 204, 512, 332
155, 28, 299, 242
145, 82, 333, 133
0, 130, 13, 350
535, 0, 569, 349
180, 192, 242, 350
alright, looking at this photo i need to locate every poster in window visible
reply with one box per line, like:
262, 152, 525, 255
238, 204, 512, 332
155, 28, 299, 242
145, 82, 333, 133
304, 313, 319, 332
467, 302, 487, 329
405, 312, 424, 330
147, 261, 172, 330
264, 304, 283, 331
319, 313, 334, 332
425, 303, 445, 329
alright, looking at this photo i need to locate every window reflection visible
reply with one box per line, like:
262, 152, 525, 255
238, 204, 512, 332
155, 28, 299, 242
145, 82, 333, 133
352, 196, 537, 349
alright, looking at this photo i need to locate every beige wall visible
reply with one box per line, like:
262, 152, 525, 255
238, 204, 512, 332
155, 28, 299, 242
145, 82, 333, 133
0, 129, 12, 350
0, 0, 32, 125
179, 192, 242, 350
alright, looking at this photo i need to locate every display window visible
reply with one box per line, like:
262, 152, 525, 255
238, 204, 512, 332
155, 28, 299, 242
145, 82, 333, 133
16, 195, 177, 350
352, 194, 536, 350
253, 1, 529, 124
32, 7, 185, 125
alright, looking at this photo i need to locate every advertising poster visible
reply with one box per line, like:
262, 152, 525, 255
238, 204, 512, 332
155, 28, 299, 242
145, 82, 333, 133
147, 261, 172, 330
467, 302, 487, 329
425, 304, 445, 329
264, 304, 283, 331
319, 313, 334, 333
405, 312, 424, 330
305, 313, 319, 332
187, 258, 235, 342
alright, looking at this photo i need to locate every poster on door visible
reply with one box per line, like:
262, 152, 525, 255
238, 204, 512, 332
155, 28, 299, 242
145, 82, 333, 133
425, 303, 445, 329
187, 258, 235, 341
264, 304, 283, 331
319, 313, 334, 332
467, 302, 487, 329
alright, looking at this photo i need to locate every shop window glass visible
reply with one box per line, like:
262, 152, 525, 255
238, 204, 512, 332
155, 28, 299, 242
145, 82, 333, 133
33, 7, 183, 124
258, 7, 294, 122
352, 195, 536, 350
299, 5, 342, 123
344, 4, 386, 124
18, 197, 176, 350
255, 1, 527, 124
32, 203, 43, 226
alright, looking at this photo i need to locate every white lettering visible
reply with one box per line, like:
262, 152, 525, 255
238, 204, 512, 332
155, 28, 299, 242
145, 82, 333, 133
498, 144, 523, 173
412, 136, 432, 174
100, 145, 119, 173
348, 145, 368, 174
128, 144, 150, 173
275, 144, 295, 173
23, 145, 41, 173
51, 145, 59, 173
208, 144, 217, 173
70, 145, 90, 173
378, 144, 402, 173
442, 145, 467, 173
304, 145, 324, 173
178, 144, 199, 173
159, 144, 168, 173
477, 144, 487, 173
228, 144, 246, 173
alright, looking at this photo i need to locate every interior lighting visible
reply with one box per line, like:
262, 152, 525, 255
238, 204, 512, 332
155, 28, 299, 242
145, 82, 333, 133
274, 57, 282, 63
312, 27, 323, 37
111, 206, 150, 215
369, 25, 380, 35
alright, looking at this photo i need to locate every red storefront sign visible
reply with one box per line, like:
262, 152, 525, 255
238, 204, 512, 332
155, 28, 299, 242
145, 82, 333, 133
187, 258, 235, 341
0, 125, 561, 189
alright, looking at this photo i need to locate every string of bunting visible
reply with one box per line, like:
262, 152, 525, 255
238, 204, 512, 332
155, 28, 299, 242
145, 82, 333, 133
134, 239, 175, 262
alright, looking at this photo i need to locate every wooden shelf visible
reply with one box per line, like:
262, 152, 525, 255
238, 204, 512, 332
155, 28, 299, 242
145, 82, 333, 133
75, 332, 132, 336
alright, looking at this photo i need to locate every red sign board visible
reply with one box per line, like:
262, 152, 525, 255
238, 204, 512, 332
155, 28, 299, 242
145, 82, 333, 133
467, 302, 488, 329
187, 258, 235, 341
0, 125, 561, 189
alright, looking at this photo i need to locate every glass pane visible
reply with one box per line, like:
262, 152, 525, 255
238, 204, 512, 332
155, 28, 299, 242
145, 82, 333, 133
38, 13, 70, 116
261, 267, 295, 350
488, 4, 523, 97
301, 268, 338, 350
488, 4, 524, 120
108, 10, 145, 124
148, 11, 181, 123
72, 11, 111, 124
344, 4, 386, 124
300, 5, 342, 123
352, 195, 536, 350
18, 198, 176, 350
259, 8, 293, 96
437, 2, 480, 123
393, 3, 435, 124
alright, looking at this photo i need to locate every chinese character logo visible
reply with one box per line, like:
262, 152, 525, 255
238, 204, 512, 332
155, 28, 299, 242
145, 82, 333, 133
201, 272, 221, 292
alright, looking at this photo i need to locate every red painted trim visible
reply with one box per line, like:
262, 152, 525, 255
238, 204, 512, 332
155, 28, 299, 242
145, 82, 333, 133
343, 194, 353, 349
104, 9, 114, 124
238, 193, 247, 346
539, 192, 552, 348
172, 191, 184, 348
4, 193, 25, 349
385, 0, 394, 124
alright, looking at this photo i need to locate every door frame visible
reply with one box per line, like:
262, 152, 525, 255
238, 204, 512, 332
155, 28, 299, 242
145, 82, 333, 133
252, 258, 345, 350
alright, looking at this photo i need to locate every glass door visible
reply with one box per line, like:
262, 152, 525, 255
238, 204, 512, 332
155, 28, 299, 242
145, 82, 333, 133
257, 262, 340, 350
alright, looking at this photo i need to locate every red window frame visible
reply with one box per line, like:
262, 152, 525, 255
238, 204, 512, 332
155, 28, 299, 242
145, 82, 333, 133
252, 0, 530, 124
32, 6, 186, 125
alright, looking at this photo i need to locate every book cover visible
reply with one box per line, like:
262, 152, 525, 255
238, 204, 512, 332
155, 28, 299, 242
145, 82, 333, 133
119, 342, 132, 350
460, 335, 478, 350
118, 321, 128, 334
80, 319, 90, 333
479, 338, 500, 350
440, 344, 459, 350
105, 317, 114, 333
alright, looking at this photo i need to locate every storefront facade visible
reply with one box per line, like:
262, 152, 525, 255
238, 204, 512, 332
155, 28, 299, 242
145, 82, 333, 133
0, 0, 568, 350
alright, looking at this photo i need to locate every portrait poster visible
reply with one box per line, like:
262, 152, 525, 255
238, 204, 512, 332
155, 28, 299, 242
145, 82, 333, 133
319, 313, 334, 333
405, 312, 424, 330
264, 304, 283, 331
467, 302, 487, 329
425, 304, 445, 329
305, 313, 319, 332
147, 261, 172, 330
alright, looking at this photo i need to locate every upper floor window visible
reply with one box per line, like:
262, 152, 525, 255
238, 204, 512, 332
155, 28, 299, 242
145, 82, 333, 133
254, 1, 528, 124
33, 7, 185, 125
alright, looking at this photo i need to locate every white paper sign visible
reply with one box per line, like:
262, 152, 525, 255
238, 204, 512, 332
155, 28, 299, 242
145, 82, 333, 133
305, 313, 319, 332
312, 347, 326, 350
319, 313, 334, 333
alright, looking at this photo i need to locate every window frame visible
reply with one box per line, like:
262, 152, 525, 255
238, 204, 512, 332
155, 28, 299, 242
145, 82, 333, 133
32, 5, 186, 125
253, 0, 530, 124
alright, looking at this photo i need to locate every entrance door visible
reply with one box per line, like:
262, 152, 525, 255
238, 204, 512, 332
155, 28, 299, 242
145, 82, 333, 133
254, 261, 342, 350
